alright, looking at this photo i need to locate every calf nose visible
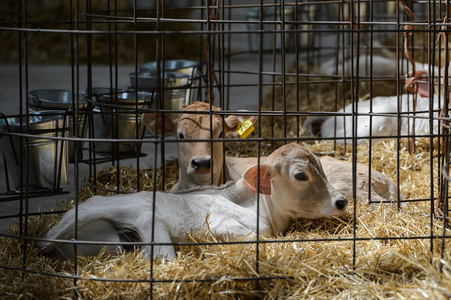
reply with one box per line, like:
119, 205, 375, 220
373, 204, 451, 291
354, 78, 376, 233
191, 158, 211, 170
335, 197, 348, 210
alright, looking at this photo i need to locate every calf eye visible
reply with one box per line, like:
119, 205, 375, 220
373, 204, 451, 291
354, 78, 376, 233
295, 172, 307, 181
177, 132, 185, 140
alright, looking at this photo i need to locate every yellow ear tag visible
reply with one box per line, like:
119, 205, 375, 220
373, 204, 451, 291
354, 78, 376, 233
237, 118, 255, 139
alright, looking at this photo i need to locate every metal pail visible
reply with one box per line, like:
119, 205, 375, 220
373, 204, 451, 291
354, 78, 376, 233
139, 59, 199, 104
129, 71, 190, 118
28, 89, 87, 163
92, 91, 155, 155
0, 111, 69, 192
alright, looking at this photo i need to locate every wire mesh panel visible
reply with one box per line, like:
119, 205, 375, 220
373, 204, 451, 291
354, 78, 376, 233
0, 0, 450, 298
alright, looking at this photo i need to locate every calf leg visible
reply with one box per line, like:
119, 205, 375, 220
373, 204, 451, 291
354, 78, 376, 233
141, 224, 176, 259
38, 217, 143, 259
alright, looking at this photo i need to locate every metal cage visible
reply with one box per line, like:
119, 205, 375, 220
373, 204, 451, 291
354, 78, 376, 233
0, 0, 450, 298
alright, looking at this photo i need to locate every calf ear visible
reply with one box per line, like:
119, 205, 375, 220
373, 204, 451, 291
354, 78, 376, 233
141, 113, 176, 136
415, 70, 429, 98
224, 112, 258, 136
242, 164, 274, 194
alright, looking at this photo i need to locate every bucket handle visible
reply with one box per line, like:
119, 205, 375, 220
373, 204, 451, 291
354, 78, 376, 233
167, 73, 177, 85
0, 113, 19, 165
53, 111, 71, 190
2, 152, 12, 191
84, 96, 108, 126
30, 94, 42, 107
91, 94, 107, 125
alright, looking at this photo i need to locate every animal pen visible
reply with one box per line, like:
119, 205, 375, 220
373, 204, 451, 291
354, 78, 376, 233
0, 0, 451, 298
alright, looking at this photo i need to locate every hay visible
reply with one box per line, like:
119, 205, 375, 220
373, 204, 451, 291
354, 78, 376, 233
84, 160, 180, 196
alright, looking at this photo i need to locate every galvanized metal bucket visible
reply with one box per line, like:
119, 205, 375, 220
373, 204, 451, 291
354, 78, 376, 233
129, 71, 190, 118
91, 91, 155, 155
0, 111, 69, 192
28, 89, 88, 163
138, 59, 199, 104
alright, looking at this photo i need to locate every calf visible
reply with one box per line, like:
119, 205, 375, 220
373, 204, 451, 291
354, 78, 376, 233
37, 143, 348, 259
231, 155, 404, 204
306, 62, 442, 145
141, 102, 257, 191
320, 53, 438, 79
303, 93, 440, 145
143, 102, 404, 203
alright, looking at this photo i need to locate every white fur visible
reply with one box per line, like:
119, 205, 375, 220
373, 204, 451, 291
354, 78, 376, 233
317, 94, 440, 144
320, 54, 438, 78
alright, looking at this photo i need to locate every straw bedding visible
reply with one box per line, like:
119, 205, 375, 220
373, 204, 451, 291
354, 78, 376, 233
1, 136, 450, 298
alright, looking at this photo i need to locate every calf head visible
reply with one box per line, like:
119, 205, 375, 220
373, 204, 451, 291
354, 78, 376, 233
242, 143, 348, 221
142, 102, 257, 188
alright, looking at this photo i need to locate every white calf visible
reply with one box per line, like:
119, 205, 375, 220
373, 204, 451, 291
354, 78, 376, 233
141, 102, 257, 191
37, 143, 348, 259
304, 93, 440, 145
320, 54, 438, 80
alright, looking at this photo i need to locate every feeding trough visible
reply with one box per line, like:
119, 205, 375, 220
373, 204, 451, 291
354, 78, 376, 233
0, 110, 69, 192
91, 91, 155, 155
129, 71, 190, 118
138, 59, 199, 104
28, 89, 88, 162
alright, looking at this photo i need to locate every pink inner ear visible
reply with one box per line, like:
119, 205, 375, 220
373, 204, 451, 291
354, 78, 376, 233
418, 83, 429, 97
242, 168, 272, 195
242, 164, 274, 195
415, 70, 429, 98
243, 179, 257, 194
242, 165, 261, 194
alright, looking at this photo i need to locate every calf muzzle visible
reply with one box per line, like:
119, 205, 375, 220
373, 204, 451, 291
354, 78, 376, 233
335, 197, 348, 210
191, 158, 211, 170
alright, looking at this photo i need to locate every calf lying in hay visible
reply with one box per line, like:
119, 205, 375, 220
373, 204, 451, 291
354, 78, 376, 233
37, 143, 348, 259
142, 102, 405, 203
303, 93, 440, 145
